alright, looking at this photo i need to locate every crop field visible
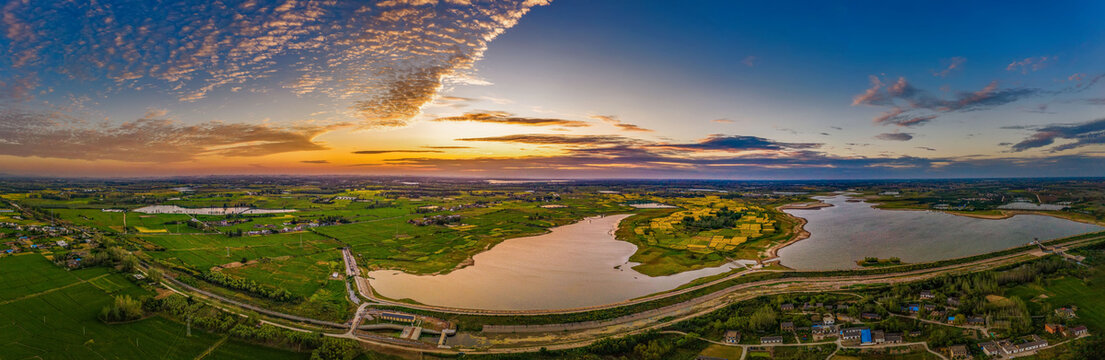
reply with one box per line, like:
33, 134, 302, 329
1008, 273, 1105, 332
142, 232, 344, 271
611, 195, 792, 275
204, 339, 309, 360
223, 251, 343, 298
0, 254, 306, 360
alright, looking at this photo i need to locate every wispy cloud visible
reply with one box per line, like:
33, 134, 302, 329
434, 111, 591, 127
301, 160, 330, 164
875, 132, 914, 141
457, 134, 633, 146
590, 115, 653, 132
352, 149, 444, 154
931, 57, 966, 77
0, 109, 331, 162
742, 56, 758, 67
712, 118, 736, 124
854, 76, 1040, 127
1006, 56, 1057, 74
1009, 118, 1105, 152
0, 0, 549, 128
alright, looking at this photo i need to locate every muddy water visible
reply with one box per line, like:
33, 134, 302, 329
366, 214, 745, 310
778, 195, 1102, 270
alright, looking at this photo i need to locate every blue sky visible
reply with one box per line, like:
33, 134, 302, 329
0, 0, 1102, 178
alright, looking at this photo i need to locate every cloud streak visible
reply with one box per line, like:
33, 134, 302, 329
1009, 118, 1105, 152
0, 109, 330, 162
434, 111, 590, 127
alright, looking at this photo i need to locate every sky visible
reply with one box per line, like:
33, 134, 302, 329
0, 0, 1103, 179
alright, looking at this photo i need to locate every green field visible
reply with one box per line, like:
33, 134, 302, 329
0, 253, 308, 360
1007, 273, 1105, 332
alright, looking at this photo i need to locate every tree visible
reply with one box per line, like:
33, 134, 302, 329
748, 305, 777, 331
100, 295, 144, 322
146, 268, 163, 284
120, 255, 138, 273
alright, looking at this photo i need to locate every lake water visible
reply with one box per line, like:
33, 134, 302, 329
778, 195, 1102, 270
366, 214, 745, 310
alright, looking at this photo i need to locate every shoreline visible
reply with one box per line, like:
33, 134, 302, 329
872, 204, 1104, 227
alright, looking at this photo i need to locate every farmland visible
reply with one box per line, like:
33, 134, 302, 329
0, 253, 308, 360
613, 194, 794, 275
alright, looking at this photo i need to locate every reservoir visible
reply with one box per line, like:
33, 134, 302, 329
366, 214, 743, 310
778, 195, 1102, 270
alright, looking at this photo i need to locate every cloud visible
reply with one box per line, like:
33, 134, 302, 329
1006, 56, 1057, 73
421, 145, 472, 149
1009, 118, 1105, 152
301, 160, 330, 164
352, 149, 444, 154
655, 134, 821, 151
931, 57, 966, 77
712, 118, 735, 124
433, 111, 591, 127
742, 56, 758, 67
457, 134, 634, 146
875, 133, 914, 141
590, 115, 653, 132
854, 76, 1040, 126
872, 107, 937, 127
0, 0, 549, 128
916, 146, 936, 151
0, 109, 330, 162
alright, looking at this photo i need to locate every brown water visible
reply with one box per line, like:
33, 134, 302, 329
778, 195, 1102, 270
366, 214, 746, 310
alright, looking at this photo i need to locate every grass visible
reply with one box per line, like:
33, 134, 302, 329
697, 343, 743, 359
1007, 273, 1105, 332
0, 253, 307, 360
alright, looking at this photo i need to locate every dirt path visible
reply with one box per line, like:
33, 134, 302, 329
193, 336, 228, 360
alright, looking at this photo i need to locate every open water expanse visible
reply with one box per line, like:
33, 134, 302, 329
777, 195, 1102, 270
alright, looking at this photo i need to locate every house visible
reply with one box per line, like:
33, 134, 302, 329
724, 330, 741, 344
55, 240, 67, 247
1066, 325, 1088, 337
1055, 307, 1077, 319
780, 322, 795, 332
923, 304, 936, 312
967, 316, 985, 326
860, 313, 881, 321
909, 330, 922, 337
981, 336, 1049, 356
929, 310, 946, 320
1044, 323, 1064, 334
836, 304, 849, 310
822, 314, 835, 325
948, 345, 969, 359
780, 303, 794, 311
836, 313, 855, 323
884, 333, 902, 344
946, 297, 960, 307
871, 330, 885, 344
920, 290, 934, 299
380, 312, 416, 323
979, 341, 1001, 356
840, 327, 866, 341
760, 336, 783, 344
907, 304, 921, 313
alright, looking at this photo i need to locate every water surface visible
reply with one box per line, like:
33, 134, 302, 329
367, 214, 743, 310
778, 195, 1101, 270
